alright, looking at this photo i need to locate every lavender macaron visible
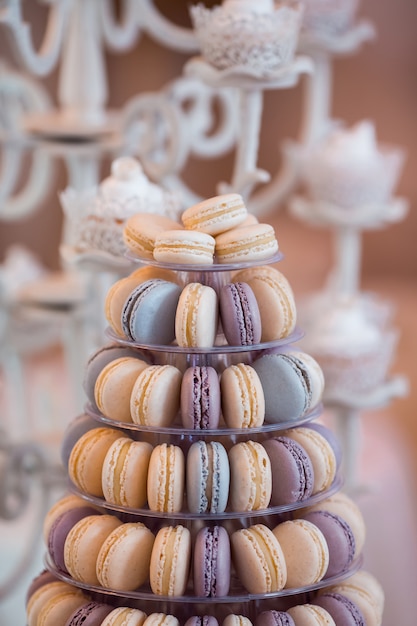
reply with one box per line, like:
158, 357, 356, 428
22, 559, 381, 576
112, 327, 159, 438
255, 610, 295, 626
263, 436, 314, 506
193, 526, 231, 597
64, 601, 113, 626
121, 278, 182, 344
314, 592, 365, 625
219, 282, 261, 346
303, 510, 356, 578
181, 366, 221, 429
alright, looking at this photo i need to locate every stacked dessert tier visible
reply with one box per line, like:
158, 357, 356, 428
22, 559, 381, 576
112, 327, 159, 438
26, 194, 384, 626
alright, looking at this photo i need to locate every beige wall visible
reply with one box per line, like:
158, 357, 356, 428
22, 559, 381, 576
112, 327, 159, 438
0, 0, 416, 284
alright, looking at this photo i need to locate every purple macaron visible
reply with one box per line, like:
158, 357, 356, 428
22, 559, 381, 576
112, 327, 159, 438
255, 610, 295, 626
314, 592, 365, 625
263, 436, 314, 506
25, 569, 59, 606
219, 282, 262, 346
64, 601, 113, 626
303, 510, 356, 578
193, 526, 231, 597
181, 366, 221, 429
121, 278, 182, 344
48, 506, 100, 572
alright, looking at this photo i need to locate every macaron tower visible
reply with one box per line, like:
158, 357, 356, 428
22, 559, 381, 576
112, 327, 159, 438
28, 192, 384, 626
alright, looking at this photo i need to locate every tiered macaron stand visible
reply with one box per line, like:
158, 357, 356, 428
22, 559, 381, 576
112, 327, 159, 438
44, 246, 362, 623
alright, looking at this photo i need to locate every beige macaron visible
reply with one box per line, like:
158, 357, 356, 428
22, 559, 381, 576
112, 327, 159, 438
94, 356, 149, 423
149, 525, 191, 596
130, 364, 182, 427
175, 282, 218, 348
102, 607, 148, 626
64, 514, 122, 585
273, 519, 329, 589
147, 443, 185, 513
288, 604, 336, 625
228, 441, 272, 511
123, 213, 182, 258
220, 363, 265, 428
96, 522, 155, 591
231, 523, 287, 594
181, 193, 248, 235
26, 581, 80, 626
43, 494, 94, 544
215, 223, 278, 264
102, 438, 153, 508
36, 588, 87, 626
68, 427, 125, 497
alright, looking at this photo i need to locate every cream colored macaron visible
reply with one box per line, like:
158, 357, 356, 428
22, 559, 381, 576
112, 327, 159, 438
102, 607, 148, 626
181, 193, 248, 235
96, 522, 155, 591
123, 213, 182, 258
153, 229, 216, 265
64, 514, 122, 585
228, 441, 272, 511
147, 443, 185, 513
94, 356, 149, 423
149, 525, 191, 596
102, 438, 153, 508
231, 524, 287, 594
130, 364, 182, 427
175, 282, 218, 348
273, 519, 329, 588
220, 363, 265, 428
215, 223, 278, 264
68, 427, 125, 497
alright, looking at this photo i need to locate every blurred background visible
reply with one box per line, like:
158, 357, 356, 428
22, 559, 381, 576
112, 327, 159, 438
0, 0, 416, 623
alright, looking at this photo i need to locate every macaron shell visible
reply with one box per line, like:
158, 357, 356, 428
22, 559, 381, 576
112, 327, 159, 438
215, 223, 279, 264
150, 525, 191, 596
323, 570, 384, 626
102, 438, 153, 508
289, 351, 324, 408
185, 616, 219, 626
220, 363, 265, 428
68, 427, 125, 497
252, 354, 311, 423
27, 581, 79, 626
273, 519, 329, 588
147, 443, 185, 513
94, 356, 149, 422
287, 604, 336, 626
83, 344, 141, 408
122, 279, 182, 344
61, 413, 99, 468
175, 282, 218, 348
123, 213, 182, 257
228, 441, 272, 511
262, 436, 314, 505
101, 607, 148, 626
314, 592, 365, 626
186, 440, 230, 514
223, 616, 253, 626
219, 282, 261, 346
284, 427, 337, 495
181, 193, 248, 235
37, 590, 87, 626
153, 229, 216, 265
193, 525, 231, 597
26, 570, 59, 607
231, 524, 287, 593
180, 365, 221, 429
233, 266, 296, 341
143, 614, 180, 626
130, 365, 182, 427
64, 514, 122, 585
96, 522, 155, 590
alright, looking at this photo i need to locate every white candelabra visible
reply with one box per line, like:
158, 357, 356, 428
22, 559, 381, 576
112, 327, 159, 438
0, 0, 408, 597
